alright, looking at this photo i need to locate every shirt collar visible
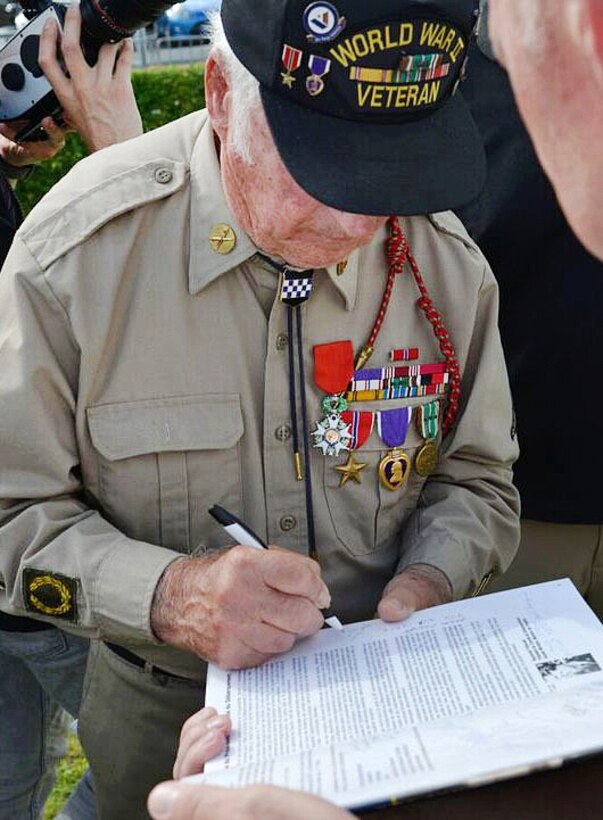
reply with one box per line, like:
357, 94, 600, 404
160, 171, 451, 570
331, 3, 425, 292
188, 118, 256, 296
188, 117, 358, 311
325, 252, 359, 311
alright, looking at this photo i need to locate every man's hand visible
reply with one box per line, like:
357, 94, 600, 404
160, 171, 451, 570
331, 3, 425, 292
377, 564, 452, 622
151, 547, 330, 669
148, 782, 356, 820
38, 4, 143, 152
0, 118, 70, 166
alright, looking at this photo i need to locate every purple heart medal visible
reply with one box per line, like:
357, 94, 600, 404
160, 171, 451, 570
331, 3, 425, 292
377, 407, 412, 491
306, 54, 331, 97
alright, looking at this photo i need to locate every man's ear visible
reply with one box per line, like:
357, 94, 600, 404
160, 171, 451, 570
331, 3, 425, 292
205, 53, 231, 141
580, 0, 603, 84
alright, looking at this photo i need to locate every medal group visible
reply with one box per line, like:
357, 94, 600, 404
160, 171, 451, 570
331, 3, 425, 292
311, 340, 445, 491
278, 218, 461, 495
281, 2, 343, 94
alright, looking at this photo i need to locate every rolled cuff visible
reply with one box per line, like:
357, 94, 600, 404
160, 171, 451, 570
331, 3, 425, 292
395, 535, 488, 601
93, 536, 183, 643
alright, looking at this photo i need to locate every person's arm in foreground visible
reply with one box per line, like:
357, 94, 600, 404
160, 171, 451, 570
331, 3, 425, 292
147, 707, 355, 820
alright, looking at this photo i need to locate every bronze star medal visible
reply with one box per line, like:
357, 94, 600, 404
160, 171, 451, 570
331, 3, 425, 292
334, 453, 368, 487
281, 44, 302, 88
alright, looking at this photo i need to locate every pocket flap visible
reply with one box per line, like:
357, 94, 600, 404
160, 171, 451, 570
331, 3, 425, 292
87, 394, 243, 461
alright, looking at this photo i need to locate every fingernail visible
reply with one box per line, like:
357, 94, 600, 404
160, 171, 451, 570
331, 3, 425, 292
148, 783, 179, 819
383, 599, 413, 619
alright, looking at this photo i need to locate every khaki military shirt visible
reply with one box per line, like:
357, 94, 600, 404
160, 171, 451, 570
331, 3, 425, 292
0, 111, 519, 678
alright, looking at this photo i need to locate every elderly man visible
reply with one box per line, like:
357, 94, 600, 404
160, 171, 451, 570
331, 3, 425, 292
0, 0, 519, 816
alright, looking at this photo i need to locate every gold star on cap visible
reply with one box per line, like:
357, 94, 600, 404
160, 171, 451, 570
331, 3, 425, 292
209, 224, 236, 254
334, 453, 368, 487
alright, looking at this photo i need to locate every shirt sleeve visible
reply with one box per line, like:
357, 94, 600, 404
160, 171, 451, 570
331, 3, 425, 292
0, 236, 181, 641
396, 261, 521, 598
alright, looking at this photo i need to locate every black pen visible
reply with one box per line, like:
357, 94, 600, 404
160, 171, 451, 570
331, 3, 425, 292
209, 505, 343, 630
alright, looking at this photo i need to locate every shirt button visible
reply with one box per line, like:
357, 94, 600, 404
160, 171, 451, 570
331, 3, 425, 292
280, 515, 297, 532
275, 425, 292, 442
276, 333, 288, 351
155, 167, 173, 184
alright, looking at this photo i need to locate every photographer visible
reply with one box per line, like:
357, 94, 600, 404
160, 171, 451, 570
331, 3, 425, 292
0, 5, 142, 819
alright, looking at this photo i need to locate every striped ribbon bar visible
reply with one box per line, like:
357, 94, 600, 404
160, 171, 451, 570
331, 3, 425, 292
355, 363, 448, 380
350, 373, 449, 392
390, 348, 420, 362
345, 383, 448, 402
349, 63, 449, 85
399, 53, 445, 71
349, 363, 449, 392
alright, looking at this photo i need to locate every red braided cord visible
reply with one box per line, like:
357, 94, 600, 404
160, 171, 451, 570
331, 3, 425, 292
367, 251, 397, 349
387, 218, 462, 436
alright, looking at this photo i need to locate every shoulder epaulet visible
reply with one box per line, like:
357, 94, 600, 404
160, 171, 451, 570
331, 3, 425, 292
427, 210, 482, 257
19, 112, 205, 271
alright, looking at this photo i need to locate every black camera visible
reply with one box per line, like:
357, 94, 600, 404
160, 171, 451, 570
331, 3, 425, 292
0, 1, 177, 139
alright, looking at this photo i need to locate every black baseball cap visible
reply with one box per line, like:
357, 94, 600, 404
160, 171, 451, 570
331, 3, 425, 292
221, 0, 486, 216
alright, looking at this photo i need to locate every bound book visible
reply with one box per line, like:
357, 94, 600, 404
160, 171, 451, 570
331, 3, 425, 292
196, 580, 603, 812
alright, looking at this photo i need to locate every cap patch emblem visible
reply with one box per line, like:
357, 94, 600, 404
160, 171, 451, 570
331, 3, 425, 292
303, 2, 347, 44
281, 43, 303, 87
23, 569, 77, 622
306, 54, 331, 96
327, 21, 466, 113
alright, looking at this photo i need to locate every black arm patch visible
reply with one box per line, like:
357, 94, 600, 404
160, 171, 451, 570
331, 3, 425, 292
23, 569, 78, 623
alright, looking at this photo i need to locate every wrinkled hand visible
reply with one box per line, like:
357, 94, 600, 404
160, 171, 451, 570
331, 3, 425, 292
0, 118, 69, 166
377, 564, 452, 622
151, 547, 330, 669
148, 782, 356, 820
39, 4, 142, 152
173, 707, 231, 780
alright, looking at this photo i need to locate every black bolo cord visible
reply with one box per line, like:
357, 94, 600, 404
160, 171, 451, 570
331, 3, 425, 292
286, 305, 303, 481
294, 304, 317, 558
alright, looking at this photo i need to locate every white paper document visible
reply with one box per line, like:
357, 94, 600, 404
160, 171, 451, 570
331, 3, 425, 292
196, 580, 603, 810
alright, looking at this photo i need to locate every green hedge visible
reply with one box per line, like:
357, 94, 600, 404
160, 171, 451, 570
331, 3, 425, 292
17, 63, 206, 215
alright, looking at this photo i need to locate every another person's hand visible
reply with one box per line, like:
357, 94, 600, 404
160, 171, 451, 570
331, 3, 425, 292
38, 3, 143, 152
377, 563, 452, 622
151, 547, 330, 669
0, 118, 70, 166
173, 707, 230, 779
148, 782, 356, 820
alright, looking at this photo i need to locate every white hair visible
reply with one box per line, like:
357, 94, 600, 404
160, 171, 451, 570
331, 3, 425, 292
207, 12, 261, 164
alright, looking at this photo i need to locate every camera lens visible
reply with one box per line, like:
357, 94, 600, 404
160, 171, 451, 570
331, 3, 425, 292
2, 63, 25, 91
21, 34, 43, 78
80, 0, 176, 42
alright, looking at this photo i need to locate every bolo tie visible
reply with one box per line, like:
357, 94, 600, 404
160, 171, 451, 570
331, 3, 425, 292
258, 255, 318, 557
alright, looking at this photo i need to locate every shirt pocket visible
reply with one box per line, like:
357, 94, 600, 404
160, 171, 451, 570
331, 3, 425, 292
87, 394, 243, 552
322, 445, 426, 558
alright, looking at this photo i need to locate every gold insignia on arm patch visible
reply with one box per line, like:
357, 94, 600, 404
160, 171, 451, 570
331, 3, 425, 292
23, 569, 78, 622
